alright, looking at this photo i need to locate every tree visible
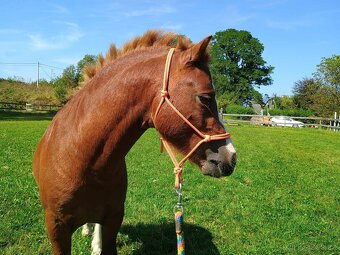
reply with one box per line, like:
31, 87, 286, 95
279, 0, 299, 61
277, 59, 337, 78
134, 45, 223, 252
292, 78, 320, 110
251, 90, 264, 105
76, 54, 97, 82
312, 55, 340, 117
315, 55, 340, 92
270, 94, 282, 109
54, 77, 68, 104
53, 54, 97, 90
280, 95, 295, 109
216, 92, 238, 111
52, 54, 98, 103
210, 29, 274, 105
292, 55, 340, 117
62, 65, 78, 88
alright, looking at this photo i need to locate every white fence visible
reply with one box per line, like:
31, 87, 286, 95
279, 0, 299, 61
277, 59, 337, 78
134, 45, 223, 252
221, 113, 340, 131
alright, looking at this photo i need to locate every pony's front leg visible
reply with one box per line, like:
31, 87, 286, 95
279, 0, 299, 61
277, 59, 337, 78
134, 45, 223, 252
101, 209, 124, 255
45, 209, 72, 255
100, 160, 127, 255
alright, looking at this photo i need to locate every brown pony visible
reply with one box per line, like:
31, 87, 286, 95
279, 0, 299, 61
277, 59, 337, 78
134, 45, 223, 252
33, 30, 236, 255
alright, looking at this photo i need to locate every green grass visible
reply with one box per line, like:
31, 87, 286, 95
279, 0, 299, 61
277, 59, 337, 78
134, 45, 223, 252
0, 121, 339, 254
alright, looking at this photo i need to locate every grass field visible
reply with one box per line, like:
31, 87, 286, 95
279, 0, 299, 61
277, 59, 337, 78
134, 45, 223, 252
0, 117, 339, 254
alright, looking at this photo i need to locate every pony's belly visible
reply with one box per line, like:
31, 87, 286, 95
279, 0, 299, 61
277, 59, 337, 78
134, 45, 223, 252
41, 173, 126, 225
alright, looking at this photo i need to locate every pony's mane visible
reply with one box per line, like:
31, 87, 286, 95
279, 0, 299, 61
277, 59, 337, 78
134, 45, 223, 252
83, 30, 193, 82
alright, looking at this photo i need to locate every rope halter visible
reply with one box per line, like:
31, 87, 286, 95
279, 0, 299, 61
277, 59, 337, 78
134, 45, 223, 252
153, 48, 231, 189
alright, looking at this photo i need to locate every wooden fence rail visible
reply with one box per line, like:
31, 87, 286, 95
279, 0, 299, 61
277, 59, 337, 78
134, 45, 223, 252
0, 101, 62, 112
222, 113, 340, 131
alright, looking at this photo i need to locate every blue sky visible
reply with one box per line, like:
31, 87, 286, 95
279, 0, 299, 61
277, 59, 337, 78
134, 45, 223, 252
0, 0, 339, 96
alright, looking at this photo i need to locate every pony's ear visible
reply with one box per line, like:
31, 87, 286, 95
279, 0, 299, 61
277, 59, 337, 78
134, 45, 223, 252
182, 35, 212, 65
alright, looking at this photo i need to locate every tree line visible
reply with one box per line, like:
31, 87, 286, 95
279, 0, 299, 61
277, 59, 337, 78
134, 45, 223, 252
210, 29, 339, 118
33, 29, 340, 117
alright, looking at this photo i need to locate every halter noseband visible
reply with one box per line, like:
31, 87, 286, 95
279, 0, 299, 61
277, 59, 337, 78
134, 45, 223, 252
153, 48, 231, 188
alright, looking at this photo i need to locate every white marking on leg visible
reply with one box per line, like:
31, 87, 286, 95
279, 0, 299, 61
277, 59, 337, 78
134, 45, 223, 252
82, 223, 91, 236
91, 224, 102, 255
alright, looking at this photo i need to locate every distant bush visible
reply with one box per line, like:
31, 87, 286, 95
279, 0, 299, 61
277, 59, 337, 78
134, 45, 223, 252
28, 79, 53, 87
265, 108, 315, 117
0, 79, 58, 105
217, 93, 238, 110
224, 104, 255, 121
53, 78, 69, 104
226, 104, 255, 114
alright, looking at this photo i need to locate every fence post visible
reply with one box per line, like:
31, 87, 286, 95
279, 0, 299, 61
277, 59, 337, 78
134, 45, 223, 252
334, 112, 337, 132
219, 108, 223, 122
25, 103, 33, 111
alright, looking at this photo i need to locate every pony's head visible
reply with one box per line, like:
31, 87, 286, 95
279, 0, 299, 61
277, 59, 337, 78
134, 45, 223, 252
153, 36, 236, 178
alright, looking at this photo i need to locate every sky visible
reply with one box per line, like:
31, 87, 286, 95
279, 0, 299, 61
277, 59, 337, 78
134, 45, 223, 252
0, 0, 339, 96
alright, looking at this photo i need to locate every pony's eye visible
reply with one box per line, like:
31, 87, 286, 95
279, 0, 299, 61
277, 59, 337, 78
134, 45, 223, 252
197, 95, 212, 108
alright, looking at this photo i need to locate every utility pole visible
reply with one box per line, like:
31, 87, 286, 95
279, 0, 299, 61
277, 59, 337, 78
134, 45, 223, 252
37, 62, 40, 88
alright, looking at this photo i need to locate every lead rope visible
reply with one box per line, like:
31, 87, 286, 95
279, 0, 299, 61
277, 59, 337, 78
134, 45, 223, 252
154, 48, 231, 255
174, 185, 184, 255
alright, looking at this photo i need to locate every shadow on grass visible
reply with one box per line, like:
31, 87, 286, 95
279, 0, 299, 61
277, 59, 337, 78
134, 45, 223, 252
0, 110, 56, 121
119, 222, 220, 255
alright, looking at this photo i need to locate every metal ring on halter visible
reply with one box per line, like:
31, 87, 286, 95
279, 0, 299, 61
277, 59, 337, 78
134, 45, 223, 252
175, 190, 183, 204
175, 183, 183, 203
174, 184, 184, 213
174, 203, 184, 213
175, 183, 182, 194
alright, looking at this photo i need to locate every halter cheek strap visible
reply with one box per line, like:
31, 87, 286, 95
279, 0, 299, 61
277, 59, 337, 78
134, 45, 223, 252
153, 48, 231, 189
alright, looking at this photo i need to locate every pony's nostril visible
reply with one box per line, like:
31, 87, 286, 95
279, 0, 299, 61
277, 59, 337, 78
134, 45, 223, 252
208, 159, 219, 166
220, 153, 236, 176
204, 148, 236, 177
231, 153, 237, 167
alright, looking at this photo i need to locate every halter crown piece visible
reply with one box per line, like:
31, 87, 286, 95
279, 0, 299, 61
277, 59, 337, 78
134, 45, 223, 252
153, 48, 231, 189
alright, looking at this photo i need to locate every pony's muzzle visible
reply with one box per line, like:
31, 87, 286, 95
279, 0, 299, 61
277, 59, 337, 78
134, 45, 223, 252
202, 144, 237, 177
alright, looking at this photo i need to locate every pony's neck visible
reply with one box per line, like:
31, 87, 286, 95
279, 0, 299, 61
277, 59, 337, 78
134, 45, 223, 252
77, 49, 166, 168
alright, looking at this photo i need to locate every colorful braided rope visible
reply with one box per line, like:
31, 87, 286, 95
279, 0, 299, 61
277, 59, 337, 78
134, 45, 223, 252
175, 211, 185, 255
